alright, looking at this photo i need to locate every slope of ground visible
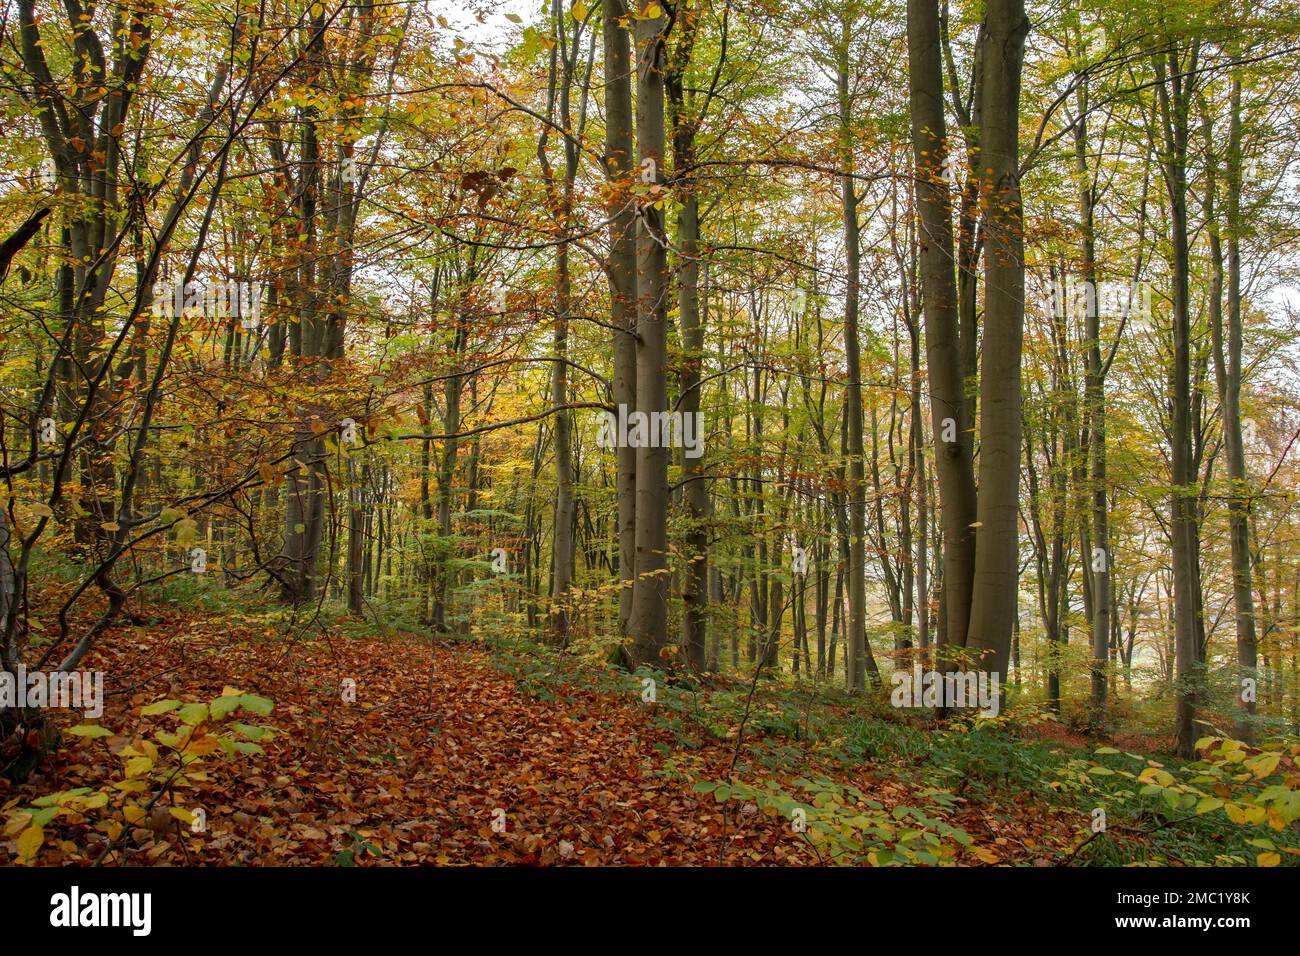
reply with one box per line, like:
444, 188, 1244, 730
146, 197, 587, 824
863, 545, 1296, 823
1, 597, 1093, 866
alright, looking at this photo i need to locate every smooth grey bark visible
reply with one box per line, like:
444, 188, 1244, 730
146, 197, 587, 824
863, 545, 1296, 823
1224, 78, 1258, 741
906, 0, 977, 660
837, 21, 871, 692
939, 8, 983, 434
603, 0, 639, 640
1073, 70, 1111, 733
434, 309, 467, 633
627, 4, 672, 666
911, 322, 929, 652
1154, 45, 1204, 758
1024, 377, 1065, 715
965, 0, 1029, 683
1205, 77, 1257, 741
539, 0, 593, 646
0, 512, 13, 647
346, 455, 365, 615
668, 7, 707, 672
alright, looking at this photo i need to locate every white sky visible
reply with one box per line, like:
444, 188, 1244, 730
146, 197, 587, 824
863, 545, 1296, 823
426, 0, 538, 51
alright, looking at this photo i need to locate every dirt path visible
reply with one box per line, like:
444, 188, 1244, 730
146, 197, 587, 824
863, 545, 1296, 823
5, 609, 823, 864
4, 604, 1078, 866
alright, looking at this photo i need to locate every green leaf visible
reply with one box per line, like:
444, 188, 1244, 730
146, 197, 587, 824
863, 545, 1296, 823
141, 699, 181, 716
232, 722, 271, 741
179, 702, 209, 725
238, 694, 273, 716
65, 724, 113, 739
210, 696, 241, 720
218, 736, 264, 756
29, 806, 59, 826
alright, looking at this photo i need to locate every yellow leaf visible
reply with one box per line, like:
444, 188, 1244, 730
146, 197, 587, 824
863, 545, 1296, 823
123, 804, 145, 824
1246, 753, 1280, 779
186, 734, 221, 757
1137, 767, 1174, 787
174, 517, 198, 547
17, 825, 44, 861
1257, 851, 1281, 867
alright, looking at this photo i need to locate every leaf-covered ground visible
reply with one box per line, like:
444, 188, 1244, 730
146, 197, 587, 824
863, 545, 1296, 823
2, 598, 1125, 866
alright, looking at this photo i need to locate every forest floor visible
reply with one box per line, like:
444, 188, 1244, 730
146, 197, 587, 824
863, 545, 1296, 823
0, 587, 1220, 866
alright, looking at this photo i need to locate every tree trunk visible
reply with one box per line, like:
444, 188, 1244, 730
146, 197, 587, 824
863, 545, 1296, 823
627, 4, 672, 667
1206, 76, 1257, 741
965, 0, 1028, 683
837, 20, 876, 691
1075, 73, 1111, 734
603, 0, 639, 642
906, 0, 977, 660
1155, 46, 1204, 758
668, 11, 707, 672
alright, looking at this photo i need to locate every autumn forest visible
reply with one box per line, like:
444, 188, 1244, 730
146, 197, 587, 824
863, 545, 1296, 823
1, 0, 1299, 881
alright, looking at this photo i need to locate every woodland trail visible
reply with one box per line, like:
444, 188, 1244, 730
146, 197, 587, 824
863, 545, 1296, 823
3, 601, 1079, 866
